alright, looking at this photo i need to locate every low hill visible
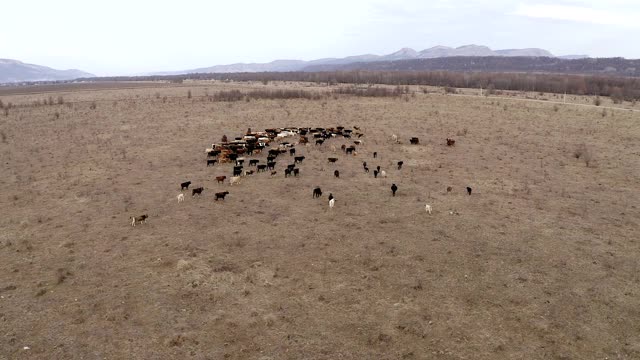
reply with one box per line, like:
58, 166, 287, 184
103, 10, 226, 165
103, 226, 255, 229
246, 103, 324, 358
0, 59, 94, 83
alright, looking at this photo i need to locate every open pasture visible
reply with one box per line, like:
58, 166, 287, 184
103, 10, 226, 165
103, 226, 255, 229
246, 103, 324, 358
1, 82, 639, 359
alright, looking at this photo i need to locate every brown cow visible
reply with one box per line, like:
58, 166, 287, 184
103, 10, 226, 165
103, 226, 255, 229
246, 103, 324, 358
216, 176, 226, 184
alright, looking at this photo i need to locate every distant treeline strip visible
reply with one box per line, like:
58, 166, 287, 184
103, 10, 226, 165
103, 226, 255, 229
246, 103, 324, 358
81, 71, 640, 101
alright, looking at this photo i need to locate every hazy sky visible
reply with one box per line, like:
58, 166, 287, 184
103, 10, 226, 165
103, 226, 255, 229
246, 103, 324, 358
2, 0, 639, 75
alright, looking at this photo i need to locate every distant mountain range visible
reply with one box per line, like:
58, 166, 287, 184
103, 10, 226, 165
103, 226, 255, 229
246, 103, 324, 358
154, 45, 589, 75
0, 59, 94, 83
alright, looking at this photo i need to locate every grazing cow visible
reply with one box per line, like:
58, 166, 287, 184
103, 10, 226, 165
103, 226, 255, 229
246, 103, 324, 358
447, 186, 453, 193
244, 170, 255, 176
334, 170, 340, 178
293, 168, 300, 177
446, 138, 456, 146
257, 164, 267, 172
410, 137, 420, 145
207, 159, 217, 167
397, 161, 404, 170
381, 170, 387, 178
353, 140, 363, 146
233, 168, 242, 177
249, 159, 259, 166
284, 168, 292, 177
192, 187, 204, 196
391, 184, 398, 196
230, 176, 241, 185
425, 204, 432, 215
315, 139, 324, 146
341, 144, 347, 152
373, 152, 377, 158
177, 193, 184, 203
345, 147, 355, 155
216, 176, 227, 184
329, 198, 335, 209
290, 148, 296, 156
215, 191, 229, 201
271, 171, 277, 176
294, 156, 305, 164
364, 166, 369, 173
466, 187, 472, 195
180, 181, 192, 190
373, 170, 379, 178
130, 214, 148, 227
268, 149, 280, 157
391, 134, 398, 143
313, 187, 322, 198
328, 157, 338, 163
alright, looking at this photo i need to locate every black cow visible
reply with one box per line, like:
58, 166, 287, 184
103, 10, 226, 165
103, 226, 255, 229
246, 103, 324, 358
249, 159, 259, 166
334, 170, 339, 178
373, 152, 377, 158
410, 137, 419, 145
345, 146, 355, 154
215, 191, 229, 201
313, 187, 322, 198
289, 148, 296, 156
287, 164, 296, 171
391, 184, 398, 196
328, 193, 334, 201
293, 168, 300, 177
180, 181, 191, 190
373, 170, 379, 178
207, 159, 217, 166
467, 187, 472, 196
328, 157, 338, 163
284, 168, 292, 177
397, 161, 404, 170
192, 187, 204, 196
267, 162, 276, 170
294, 156, 305, 164
236, 159, 244, 166
315, 139, 324, 145
233, 168, 242, 176
257, 164, 267, 172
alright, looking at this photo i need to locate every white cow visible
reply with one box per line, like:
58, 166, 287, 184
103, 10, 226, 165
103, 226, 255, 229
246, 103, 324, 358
329, 198, 335, 209
229, 176, 241, 185
177, 193, 185, 203
425, 204, 432, 215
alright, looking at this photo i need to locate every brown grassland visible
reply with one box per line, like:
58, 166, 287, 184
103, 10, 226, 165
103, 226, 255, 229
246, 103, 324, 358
0, 81, 639, 359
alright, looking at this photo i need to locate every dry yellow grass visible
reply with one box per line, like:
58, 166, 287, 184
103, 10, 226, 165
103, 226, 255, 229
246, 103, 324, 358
0, 82, 639, 359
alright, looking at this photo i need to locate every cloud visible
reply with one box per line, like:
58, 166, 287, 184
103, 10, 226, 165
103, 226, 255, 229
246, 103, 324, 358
513, 4, 640, 28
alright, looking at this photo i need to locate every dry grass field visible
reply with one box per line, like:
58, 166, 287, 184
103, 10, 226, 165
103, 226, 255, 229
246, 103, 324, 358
1, 81, 639, 359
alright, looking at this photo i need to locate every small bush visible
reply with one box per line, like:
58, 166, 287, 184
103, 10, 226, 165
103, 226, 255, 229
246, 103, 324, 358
0, 99, 3, 109
187, 90, 192, 99
54, 111, 60, 119
48, 96, 54, 106
593, 97, 601, 106
553, 104, 559, 112
89, 102, 97, 110
444, 86, 457, 94
57, 96, 64, 105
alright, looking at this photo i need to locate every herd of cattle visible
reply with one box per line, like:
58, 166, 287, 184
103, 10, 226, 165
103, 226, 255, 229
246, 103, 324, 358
129, 126, 471, 226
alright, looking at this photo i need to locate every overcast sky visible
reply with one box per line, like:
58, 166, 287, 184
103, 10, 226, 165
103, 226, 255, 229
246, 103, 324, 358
2, 0, 639, 76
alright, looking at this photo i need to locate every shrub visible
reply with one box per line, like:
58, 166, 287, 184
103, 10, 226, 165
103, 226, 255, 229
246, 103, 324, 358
444, 86, 457, 94
57, 96, 64, 105
553, 104, 559, 112
187, 90, 192, 99
0, 99, 3, 109
593, 97, 601, 106
89, 102, 97, 110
